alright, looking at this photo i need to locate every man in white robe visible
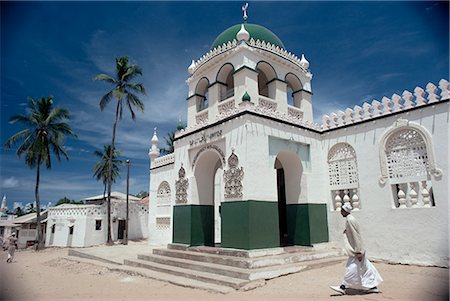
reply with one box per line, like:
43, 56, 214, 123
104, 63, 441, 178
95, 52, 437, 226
330, 203, 383, 294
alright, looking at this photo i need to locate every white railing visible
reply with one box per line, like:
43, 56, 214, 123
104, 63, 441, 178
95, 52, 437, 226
332, 189, 360, 211
288, 105, 304, 121
153, 153, 175, 168
257, 96, 277, 112
195, 110, 209, 125
393, 181, 433, 208
218, 97, 236, 116
322, 79, 450, 130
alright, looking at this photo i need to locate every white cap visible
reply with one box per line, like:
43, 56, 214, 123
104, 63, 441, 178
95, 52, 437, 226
342, 202, 352, 213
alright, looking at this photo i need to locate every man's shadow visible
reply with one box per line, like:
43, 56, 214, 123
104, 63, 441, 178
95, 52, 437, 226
330, 289, 381, 297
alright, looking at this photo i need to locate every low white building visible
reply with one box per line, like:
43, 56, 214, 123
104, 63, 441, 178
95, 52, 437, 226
45, 192, 148, 247
147, 19, 448, 267
13, 210, 48, 248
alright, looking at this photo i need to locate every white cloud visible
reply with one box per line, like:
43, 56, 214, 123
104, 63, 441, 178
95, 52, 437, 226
1, 176, 20, 188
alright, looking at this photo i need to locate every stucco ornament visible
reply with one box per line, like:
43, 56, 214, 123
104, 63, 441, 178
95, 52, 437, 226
379, 118, 443, 185
223, 150, 244, 199
175, 164, 189, 204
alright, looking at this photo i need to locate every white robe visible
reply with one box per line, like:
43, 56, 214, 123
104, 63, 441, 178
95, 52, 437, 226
342, 214, 383, 290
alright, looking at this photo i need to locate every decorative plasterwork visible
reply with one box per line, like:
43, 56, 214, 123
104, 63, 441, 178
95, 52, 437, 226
187, 38, 310, 80
175, 165, 188, 204
223, 150, 244, 199
191, 144, 226, 168
378, 118, 443, 184
328, 143, 359, 189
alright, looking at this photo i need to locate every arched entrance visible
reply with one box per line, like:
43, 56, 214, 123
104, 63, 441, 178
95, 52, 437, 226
194, 148, 224, 246
274, 150, 303, 246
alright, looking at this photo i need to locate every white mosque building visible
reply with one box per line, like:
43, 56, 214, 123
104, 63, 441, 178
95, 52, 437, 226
147, 15, 449, 267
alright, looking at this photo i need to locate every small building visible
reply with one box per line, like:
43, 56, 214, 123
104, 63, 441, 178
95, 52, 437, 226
45, 192, 148, 247
13, 210, 48, 248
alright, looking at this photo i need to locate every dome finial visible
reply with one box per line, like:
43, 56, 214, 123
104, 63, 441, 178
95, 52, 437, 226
300, 54, 310, 70
236, 24, 250, 42
242, 2, 249, 23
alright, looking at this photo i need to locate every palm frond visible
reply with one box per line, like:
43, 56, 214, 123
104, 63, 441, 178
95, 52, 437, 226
94, 74, 117, 84
99, 90, 115, 111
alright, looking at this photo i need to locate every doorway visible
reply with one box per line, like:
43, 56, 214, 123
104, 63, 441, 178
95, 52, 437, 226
276, 160, 288, 246
118, 220, 125, 240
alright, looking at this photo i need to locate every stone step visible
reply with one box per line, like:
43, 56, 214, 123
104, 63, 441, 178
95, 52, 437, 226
64, 255, 234, 294
152, 247, 342, 269
124, 258, 254, 289
138, 253, 252, 280
135, 252, 346, 281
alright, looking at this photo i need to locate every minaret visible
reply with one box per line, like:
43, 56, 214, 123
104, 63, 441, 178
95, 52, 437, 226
1, 195, 7, 212
149, 127, 160, 163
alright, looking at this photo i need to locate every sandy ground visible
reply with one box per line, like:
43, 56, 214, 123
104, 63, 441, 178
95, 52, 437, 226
0, 246, 448, 301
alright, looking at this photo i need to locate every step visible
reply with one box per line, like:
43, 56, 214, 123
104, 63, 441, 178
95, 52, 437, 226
135, 252, 347, 281
152, 247, 342, 269
138, 253, 251, 280
124, 258, 252, 289
64, 254, 234, 294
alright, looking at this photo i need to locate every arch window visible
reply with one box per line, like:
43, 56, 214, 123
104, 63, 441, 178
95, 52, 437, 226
285, 73, 303, 108
380, 123, 439, 208
217, 64, 235, 101
327, 143, 360, 211
195, 78, 209, 112
156, 181, 171, 229
256, 62, 277, 99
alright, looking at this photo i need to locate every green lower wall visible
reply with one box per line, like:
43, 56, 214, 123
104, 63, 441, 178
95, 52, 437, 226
286, 203, 329, 246
173, 202, 329, 249
221, 200, 280, 249
173, 205, 214, 246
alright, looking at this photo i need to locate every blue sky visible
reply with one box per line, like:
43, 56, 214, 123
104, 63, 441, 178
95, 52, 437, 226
1, 1, 448, 209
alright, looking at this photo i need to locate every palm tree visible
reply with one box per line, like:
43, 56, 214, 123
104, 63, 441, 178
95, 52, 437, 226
95, 56, 146, 244
93, 145, 123, 201
4, 96, 77, 249
161, 131, 175, 155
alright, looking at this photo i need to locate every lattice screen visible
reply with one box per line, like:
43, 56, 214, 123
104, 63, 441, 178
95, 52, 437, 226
328, 143, 359, 188
385, 129, 429, 181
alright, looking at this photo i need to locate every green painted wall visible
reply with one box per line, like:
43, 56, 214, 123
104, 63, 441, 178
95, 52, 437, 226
286, 203, 329, 246
173, 205, 214, 246
221, 200, 279, 249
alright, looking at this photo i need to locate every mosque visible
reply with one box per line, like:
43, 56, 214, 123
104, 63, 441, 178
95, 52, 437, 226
148, 7, 449, 267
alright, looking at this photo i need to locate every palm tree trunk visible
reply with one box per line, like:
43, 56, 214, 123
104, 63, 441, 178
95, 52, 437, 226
35, 157, 43, 250
106, 100, 120, 245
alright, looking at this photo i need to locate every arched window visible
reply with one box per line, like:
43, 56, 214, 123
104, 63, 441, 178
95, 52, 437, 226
328, 143, 360, 211
380, 120, 440, 208
216, 64, 235, 101
256, 61, 277, 98
195, 78, 209, 112
156, 181, 171, 229
285, 73, 303, 108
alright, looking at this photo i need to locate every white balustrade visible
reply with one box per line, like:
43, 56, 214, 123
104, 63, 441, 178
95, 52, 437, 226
409, 182, 418, 208
352, 189, 360, 210
334, 191, 342, 211
287, 105, 304, 120
397, 185, 407, 208
421, 181, 431, 207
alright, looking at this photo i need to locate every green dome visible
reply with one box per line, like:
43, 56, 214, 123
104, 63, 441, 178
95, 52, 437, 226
211, 23, 285, 50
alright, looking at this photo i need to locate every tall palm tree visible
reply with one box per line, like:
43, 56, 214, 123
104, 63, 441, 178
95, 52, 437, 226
4, 96, 77, 249
95, 56, 146, 244
93, 145, 123, 201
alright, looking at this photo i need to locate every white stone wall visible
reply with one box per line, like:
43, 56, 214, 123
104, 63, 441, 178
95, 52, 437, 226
148, 161, 175, 246
46, 202, 148, 248
325, 102, 448, 267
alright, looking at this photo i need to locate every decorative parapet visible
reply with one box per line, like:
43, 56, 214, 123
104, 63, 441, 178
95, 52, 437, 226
195, 110, 209, 125
288, 105, 304, 121
152, 153, 175, 169
175, 97, 321, 139
218, 97, 236, 115
321, 79, 450, 130
188, 38, 310, 77
49, 205, 105, 217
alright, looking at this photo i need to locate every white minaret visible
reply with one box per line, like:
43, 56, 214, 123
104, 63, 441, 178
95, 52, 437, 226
1, 195, 7, 212
149, 127, 160, 163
